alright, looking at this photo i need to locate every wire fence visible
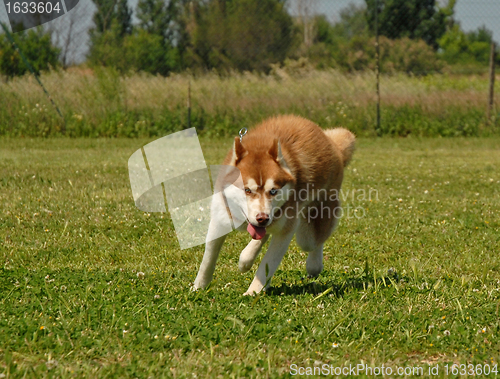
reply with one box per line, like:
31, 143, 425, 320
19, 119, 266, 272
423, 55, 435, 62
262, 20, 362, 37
0, 0, 498, 137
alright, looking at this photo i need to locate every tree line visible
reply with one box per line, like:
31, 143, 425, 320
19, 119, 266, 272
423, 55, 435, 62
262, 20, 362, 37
0, 0, 498, 77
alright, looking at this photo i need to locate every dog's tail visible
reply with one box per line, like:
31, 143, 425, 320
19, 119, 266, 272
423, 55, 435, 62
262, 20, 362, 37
324, 128, 356, 167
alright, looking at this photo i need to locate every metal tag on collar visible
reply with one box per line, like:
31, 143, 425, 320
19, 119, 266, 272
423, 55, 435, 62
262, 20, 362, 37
238, 127, 247, 142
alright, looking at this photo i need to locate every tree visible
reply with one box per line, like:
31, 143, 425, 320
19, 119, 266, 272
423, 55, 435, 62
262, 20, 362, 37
134, 0, 188, 73
88, 0, 133, 70
365, 0, 451, 49
0, 26, 60, 77
87, 20, 129, 69
92, 0, 132, 36
331, 4, 369, 41
136, 0, 178, 44
191, 0, 296, 72
88, 20, 181, 74
295, 6, 369, 70
47, 3, 90, 67
295, 0, 316, 48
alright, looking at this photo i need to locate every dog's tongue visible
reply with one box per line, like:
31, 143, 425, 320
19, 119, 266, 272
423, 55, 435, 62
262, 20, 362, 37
247, 223, 267, 240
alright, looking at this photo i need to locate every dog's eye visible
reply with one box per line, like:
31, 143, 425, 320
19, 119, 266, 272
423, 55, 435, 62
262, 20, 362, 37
269, 188, 278, 196
245, 188, 252, 195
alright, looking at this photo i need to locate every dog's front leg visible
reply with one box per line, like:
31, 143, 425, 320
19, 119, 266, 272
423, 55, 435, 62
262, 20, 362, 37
239, 234, 270, 273
193, 192, 231, 290
193, 233, 226, 290
244, 231, 294, 295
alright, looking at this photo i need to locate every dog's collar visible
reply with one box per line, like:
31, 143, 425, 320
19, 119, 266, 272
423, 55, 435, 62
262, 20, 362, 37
238, 127, 247, 142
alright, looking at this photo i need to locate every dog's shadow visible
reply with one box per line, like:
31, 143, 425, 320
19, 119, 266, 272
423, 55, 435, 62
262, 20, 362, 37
265, 270, 402, 297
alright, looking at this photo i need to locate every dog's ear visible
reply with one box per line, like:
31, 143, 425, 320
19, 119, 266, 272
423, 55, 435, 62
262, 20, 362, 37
270, 139, 294, 179
269, 139, 285, 163
231, 137, 247, 165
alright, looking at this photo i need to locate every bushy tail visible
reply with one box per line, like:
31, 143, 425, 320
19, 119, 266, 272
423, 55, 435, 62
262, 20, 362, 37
324, 128, 356, 167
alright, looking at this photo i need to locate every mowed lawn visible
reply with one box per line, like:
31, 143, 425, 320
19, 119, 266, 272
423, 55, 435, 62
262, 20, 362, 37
1, 136, 499, 378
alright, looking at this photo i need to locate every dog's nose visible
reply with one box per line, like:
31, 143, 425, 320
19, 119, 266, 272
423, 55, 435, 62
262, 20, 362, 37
256, 213, 270, 226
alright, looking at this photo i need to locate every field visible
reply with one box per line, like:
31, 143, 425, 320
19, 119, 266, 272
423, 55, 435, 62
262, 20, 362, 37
1, 136, 499, 378
0, 68, 499, 137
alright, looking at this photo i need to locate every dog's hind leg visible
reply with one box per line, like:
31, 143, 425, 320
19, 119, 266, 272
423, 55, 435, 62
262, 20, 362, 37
296, 199, 340, 278
306, 245, 323, 278
297, 227, 324, 277
244, 231, 294, 295
239, 234, 270, 273
296, 217, 324, 277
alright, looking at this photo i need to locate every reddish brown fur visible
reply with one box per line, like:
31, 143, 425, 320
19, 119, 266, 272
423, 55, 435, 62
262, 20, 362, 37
225, 115, 343, 189
194, 115, 356, 294
225, 115, 354, 243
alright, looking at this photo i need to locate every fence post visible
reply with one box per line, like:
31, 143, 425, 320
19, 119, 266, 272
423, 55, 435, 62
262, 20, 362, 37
187, 79, 192, 129
488, 41, 496, 123
375, 0, 381, 133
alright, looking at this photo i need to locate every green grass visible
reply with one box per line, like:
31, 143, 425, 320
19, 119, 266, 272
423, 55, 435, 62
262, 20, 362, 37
1, 136, 500, 378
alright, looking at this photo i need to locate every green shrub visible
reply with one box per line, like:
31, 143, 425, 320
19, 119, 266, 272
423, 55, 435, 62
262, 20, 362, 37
379, 37, 444, 74
87, 21, 128, 71
330, 36, 443, 74
438, 25, 499, 71
89, 21, 182, 75
376, 105, 486, 137
123, 30, 180, 75
0, 26, 60, 77
299, 10, 442, 74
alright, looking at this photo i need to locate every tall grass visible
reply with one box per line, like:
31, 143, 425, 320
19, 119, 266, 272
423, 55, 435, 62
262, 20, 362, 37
0, 67, 499, 137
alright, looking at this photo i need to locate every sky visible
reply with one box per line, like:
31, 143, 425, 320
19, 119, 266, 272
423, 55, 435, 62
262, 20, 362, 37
0, 0, 499, 64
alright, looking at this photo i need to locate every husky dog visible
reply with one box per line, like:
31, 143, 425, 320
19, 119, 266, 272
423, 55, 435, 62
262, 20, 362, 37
193, 115, 355, 295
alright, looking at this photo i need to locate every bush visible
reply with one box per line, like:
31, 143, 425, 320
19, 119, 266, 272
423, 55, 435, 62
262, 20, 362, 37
378, 36, 444, 74
88, 22, 180, 75
88, 21, 128, 71
299, 9, 442, 74
308, 35, 443, 74
0, 26, 60, 77
123, 30, 180, 75
438, 25, 498, 69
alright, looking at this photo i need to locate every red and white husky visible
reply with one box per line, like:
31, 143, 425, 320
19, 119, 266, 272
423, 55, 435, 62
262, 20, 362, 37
193, 115, 355, 295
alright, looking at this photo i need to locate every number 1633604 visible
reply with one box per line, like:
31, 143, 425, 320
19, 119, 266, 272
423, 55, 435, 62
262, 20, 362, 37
6, 2, 62, 14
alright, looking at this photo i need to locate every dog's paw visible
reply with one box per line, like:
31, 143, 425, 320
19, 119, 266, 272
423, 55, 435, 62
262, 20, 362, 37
307, 273, 320, 279
191, 280, 207, 291
243, 290, 257, 296
238, 259, 253, 273
306, 263, 323, 278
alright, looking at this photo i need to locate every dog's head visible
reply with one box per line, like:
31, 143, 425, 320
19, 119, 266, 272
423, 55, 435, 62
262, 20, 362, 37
230, 137, 295, 235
